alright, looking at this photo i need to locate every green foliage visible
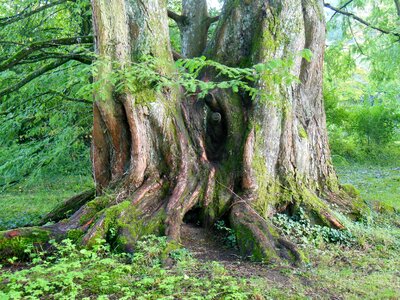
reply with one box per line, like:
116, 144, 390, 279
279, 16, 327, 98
0, 0, 93, 187
352, 104, 399, 145
87, 53, 303, 105
273, 208, 355, 247
0, 236, 256, 299
214, 220, 238, 249
324, 0, 400, 164
176, 55, 300, 100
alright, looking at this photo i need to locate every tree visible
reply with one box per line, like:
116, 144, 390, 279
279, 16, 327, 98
0, 0, 94, 187
1, 0, 366, 264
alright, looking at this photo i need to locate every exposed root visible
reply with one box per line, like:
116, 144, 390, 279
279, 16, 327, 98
130, 178, 164, 206
230, 201, 303, 265
81, 215, 106, 246
0, 226, 60, 261
203, 166, 216, 207
321, 211, 345, 229
39, 189, 95, 225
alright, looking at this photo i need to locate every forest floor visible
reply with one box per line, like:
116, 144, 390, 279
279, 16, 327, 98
0, 164, 399, 299
180, 223, 292, 282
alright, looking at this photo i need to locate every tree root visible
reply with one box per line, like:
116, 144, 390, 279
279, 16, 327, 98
39, 189, 95, 225
230, 201, 304, 265
0, 227, 59, 261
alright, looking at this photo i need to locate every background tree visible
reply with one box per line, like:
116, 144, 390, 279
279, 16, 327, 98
324, 0, 400, 162
0, 0, 93, 187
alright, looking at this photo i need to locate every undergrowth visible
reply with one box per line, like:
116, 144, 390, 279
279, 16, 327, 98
214, 220, 238, 250
0, 236, 261, 300
272, 208, 355, 247
0, 165, 399, 299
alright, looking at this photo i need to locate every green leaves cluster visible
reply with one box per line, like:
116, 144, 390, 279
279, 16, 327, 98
273, 208, 355, 246
89, 52, 306, 103
176, 55, 300, 100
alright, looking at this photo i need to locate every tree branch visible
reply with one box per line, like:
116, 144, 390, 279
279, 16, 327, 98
347, 18, 365, 56
324, 3, 400, 39
328, 0, 354, 22
0, 88, 90, 117
0, 59, 70, 99
0, 36, 93, 72
17, 52, 94, 65
167, 10, 186, 25
49, 89, 92, 104
207, 15, 220, 26
0, 0, 70, 26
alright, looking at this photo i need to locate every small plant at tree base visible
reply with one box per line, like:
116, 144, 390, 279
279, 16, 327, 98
214, 220, 238, 249
273, 208, 355, 247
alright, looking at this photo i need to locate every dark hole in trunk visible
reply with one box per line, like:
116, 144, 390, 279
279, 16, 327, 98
183, 206, 203, 227
205, 110, 228, 162
280, 201, 296, 217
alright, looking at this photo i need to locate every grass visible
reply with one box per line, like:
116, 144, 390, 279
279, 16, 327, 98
336, 164, 400, 210
0, 175, 93, 230
0, 164, 399, 299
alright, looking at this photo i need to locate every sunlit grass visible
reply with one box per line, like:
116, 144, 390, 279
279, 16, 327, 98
336, 164, 400, 210
0, 175, 93, 230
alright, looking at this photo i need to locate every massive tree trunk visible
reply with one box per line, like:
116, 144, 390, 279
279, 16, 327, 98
0, 0, 364, 263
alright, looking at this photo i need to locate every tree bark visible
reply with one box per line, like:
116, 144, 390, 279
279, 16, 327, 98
395, 0, 400, 17
168, 0, 213, 58
180, 0, 210, 58
0, 0, 365, 264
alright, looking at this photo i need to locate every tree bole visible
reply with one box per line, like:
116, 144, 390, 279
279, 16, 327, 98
0, 0, 367, 264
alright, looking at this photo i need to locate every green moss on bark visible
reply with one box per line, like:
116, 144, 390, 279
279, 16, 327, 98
0, 228, 52, 261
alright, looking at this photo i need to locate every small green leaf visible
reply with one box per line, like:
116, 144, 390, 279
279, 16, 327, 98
300, 48, 313, 62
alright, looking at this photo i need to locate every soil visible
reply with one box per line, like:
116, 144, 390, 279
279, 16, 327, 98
179, 223, 340, 299
180, 223, 296, 282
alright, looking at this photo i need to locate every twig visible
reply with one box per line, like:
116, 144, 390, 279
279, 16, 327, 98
324, 2, 400, 39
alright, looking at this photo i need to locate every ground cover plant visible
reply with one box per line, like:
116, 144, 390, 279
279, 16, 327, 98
0, 165, 399, 299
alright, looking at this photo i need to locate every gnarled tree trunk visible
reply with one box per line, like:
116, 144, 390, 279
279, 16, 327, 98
0, 0, 364, 264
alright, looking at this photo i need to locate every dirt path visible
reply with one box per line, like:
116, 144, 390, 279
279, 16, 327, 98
180, 224, 298, 283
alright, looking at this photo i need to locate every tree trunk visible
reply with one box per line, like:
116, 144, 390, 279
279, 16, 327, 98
0, 0, 365, 264
169, 0, 217, 58
395, 0, 400, 17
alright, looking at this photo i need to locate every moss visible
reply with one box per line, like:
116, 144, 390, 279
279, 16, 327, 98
0, 228, 52, 261
79, 195, 113, 226
342, 184, 360, 199
116, 207, 167, 252
370, 201, 397, 214
298, 125, 308, 139
84, 200, 168, 252
251, 125, 283, 216
339, 184, 369, 219
233, 222, 279, 263
67, 229, 84, 243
